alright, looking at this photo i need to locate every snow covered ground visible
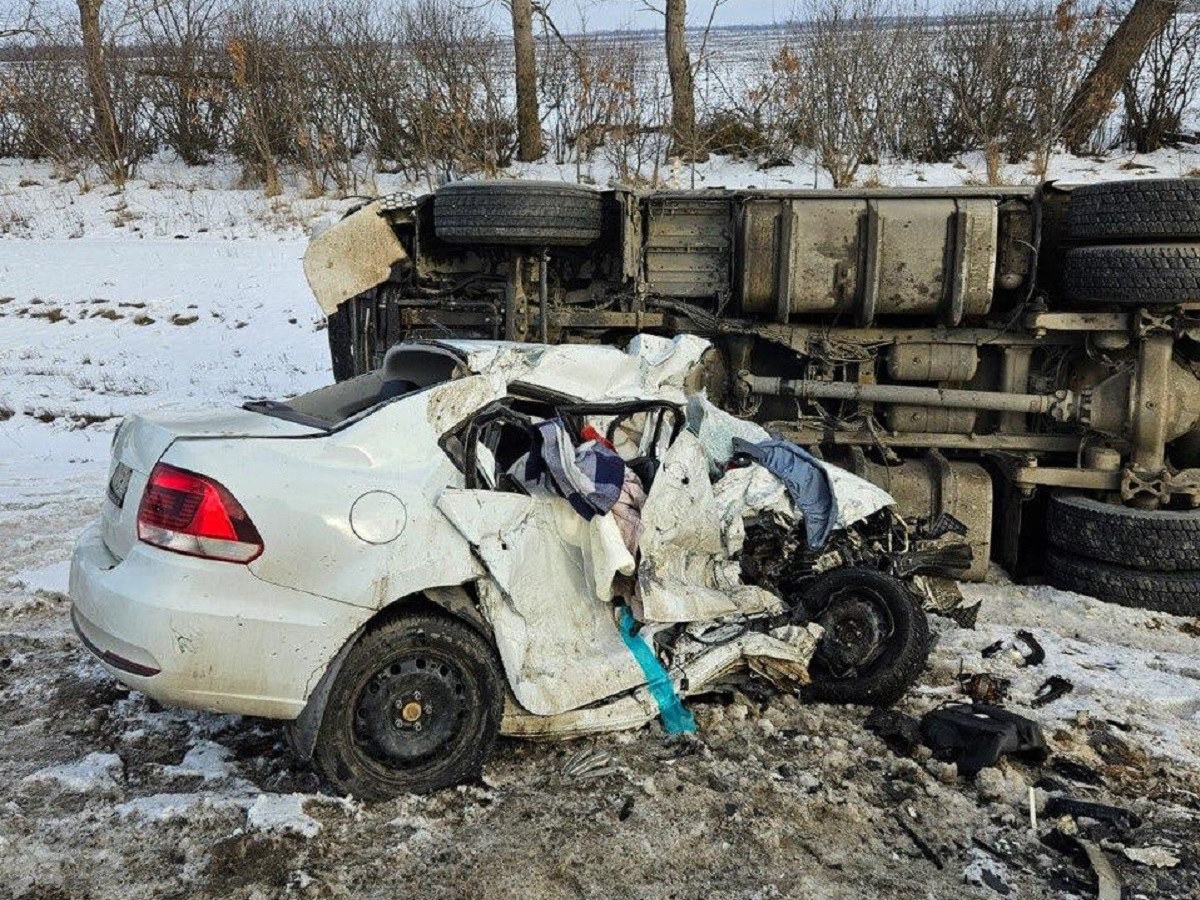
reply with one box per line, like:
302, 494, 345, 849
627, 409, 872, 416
1, 151, 1199, 897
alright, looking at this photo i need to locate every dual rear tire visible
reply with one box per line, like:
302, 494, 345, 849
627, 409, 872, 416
1063, 178, 1200, 307
1045, 493, 1200, 617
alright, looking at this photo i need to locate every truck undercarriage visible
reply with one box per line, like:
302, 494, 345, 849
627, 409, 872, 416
305, 177, 1200, 613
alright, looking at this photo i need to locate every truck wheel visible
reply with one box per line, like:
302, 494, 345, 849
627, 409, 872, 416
1069, 178, 1200, 242
1047, 492, 1200, 571
1045, 546, 1200, 617
1063, 244, 1200, 306
311, 612, 504, 800
799, 568, 931, 707
433, 180, 603, 247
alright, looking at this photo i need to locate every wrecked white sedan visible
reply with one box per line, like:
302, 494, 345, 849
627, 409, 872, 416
70, 336, 955, 799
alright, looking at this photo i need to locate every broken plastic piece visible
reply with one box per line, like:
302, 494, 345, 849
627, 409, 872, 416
1043, 797, 1143, 831
617, 607, 696, 734
919, 704, 1048, 777
1015, 630, 1046, 666
1031, 675, 1074, 708
1078, 839, 1122, 900
1049, 757, 1104, 787
561, 747, 618, 780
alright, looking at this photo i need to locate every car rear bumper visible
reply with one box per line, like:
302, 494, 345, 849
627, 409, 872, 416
69, 520, 371, 719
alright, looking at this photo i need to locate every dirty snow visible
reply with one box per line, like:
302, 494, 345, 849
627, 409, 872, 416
1, 149, 1199, 897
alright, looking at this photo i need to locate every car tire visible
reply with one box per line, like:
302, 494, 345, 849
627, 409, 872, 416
1069, 178, 1200, 242
1047, 492, 1200, 572
1045, 546, 1200, 617
1063, 244, 1200, 306
799, 568, 931, 707
311, 611, 504, 800
433, 180, 603, 247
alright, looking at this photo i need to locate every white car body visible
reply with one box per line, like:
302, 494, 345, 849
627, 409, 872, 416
71, 336, 894, 762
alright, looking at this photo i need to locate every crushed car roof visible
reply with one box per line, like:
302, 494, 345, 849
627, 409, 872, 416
384, 335, 713, 403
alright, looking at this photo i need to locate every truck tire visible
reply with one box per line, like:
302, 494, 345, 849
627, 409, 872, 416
311, 612, 504, 799
1047, 492, 1200, 572
1069, 178, 1200, 242
434, 180, 603, 247
800, 568, 931, 707
1045, 547, 1200, 617
1063, 244, 1200, 306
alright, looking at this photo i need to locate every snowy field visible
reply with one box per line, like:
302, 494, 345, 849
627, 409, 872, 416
1, 150, 1199, 898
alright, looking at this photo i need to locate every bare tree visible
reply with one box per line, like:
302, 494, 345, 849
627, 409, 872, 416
135, 0, 231, 165
511, 0, 543, 160
0, 0, 37, 39
77, 0, 127, 181
775, 0, 903, 187
1121, 9, 1200, 151
1061, 0, 1181, 149
664, 0, 700, 159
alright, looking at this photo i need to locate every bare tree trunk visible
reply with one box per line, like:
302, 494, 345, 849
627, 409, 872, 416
1062, 0, 1180, 150
511, 0, 543, 161
665, 0, 701, 159
76, 0, 124, 180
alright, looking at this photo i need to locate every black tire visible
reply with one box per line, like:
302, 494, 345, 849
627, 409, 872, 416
433, 180, 603, 247
1069, 178, 1200, 242
1047, 492, 1200, 572
1045, 546, 1200, 617
1063, 244, 1200, 306
800, 568, 931, 707
311, 612, 504, 800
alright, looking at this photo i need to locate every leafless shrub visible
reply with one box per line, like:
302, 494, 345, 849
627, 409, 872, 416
778, 0, 912, 187
0, 44, 89, 161
938, 0, 1102, 182
133, 0, 232, 166
599, 46, 669, 185
1121, 10, 1200, 152
399, 0, 515, 185
222, 0, 306, 194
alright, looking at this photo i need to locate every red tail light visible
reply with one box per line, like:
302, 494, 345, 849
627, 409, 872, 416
137, 463, 263, 563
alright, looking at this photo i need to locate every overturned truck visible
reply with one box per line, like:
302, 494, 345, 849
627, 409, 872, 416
305, 178, 1200, 615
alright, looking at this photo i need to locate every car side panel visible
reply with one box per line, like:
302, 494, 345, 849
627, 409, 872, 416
160, 376, 505, 611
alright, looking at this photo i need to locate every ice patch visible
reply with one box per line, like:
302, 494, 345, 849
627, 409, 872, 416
25, 752, 123, 792
6, 560, 70, 595
246, 793, 322, 838
162, 740, 237, 782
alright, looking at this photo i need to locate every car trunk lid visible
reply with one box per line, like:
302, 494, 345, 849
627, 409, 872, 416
101, 408, 321, 561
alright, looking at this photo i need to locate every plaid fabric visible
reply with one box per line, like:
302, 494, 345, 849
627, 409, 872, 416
525, 420, 627, 520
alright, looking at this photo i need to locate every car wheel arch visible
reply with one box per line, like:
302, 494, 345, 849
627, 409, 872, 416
285, 584, 492, 761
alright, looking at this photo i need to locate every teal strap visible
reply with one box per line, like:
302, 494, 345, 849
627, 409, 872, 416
617, 606, 696, 734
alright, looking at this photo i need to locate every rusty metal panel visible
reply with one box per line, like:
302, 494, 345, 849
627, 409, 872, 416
736, 195, 1001, 324
738, 198, 784, 316
644, 198, 731, 299
888, 344, 979, 382
784, 199, 865, 317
